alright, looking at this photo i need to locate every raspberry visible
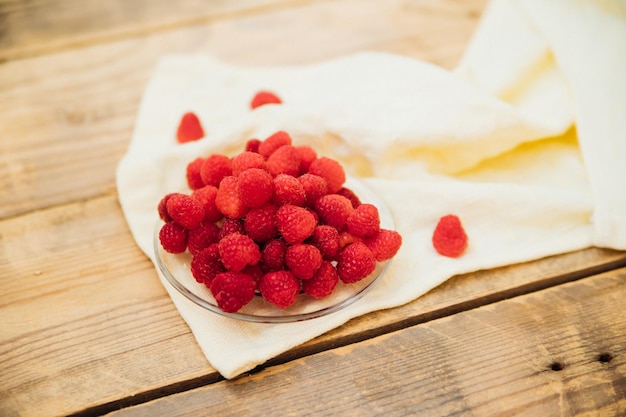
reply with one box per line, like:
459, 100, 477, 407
250, 91, 282, 109
157, 193, 179, 222
191, 185, 222, 223
231, 151, 266, 177
272, 174, 306, 206
261, 239, 287, 271
187, 221, 220, 255
337, 242, 376, 283
364, 229, 402, 261
245, 138, 261, 153
158, 222, 188, 253
186, 157, 206, 190
218, 233, 261, 272
298, 174, 328, 207
276, 204, 317, 244
266, 145, 301, 177
315, 194, 354, 230
308, 157, 345, 193
242, 264, 264, 286
346, 203, 380, 237
215, 176, 248, 219
166, 193, 205, 229
190, 244, 224, 286
432, 214, 467, 258
302, 261, 339, 299
219, 218, 244, 240
238, 168, 273, 208
259, 270, 300, 308
285, 244, 323, 280
259, 131, 292, 158
308, 225, 340, 259
295, 145, 317, 173
338, 230, 360, 249
244, 203, 278, 242
210, 271, 256, 313
336, 187, 361, 208
200, 154, 232, 187
176, 112, 204, 143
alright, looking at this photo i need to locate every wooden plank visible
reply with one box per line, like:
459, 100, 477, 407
0, 0, 487, 219
1, 195, 624, 417
106, 269, 626, 417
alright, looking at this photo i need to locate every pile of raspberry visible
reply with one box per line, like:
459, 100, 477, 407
158, 130, 402, 313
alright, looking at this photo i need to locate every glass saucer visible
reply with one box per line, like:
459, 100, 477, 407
153, 177, 395, 323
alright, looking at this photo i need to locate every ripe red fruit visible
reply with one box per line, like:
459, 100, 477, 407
190, 244, 224, 286
308, 225, 340, 259
218, 218, 244, 240
336, 187, 361, 208
186, 157, 206, 190
231, 151, 266, 177
337, 242, 376, 283
200, 154, 232, 187
238, 168, 273, 208
432, 214, 468, 257
166, 193, 205, 229
266, 145, 301, 177
176, 112, 204, 143
295, 145, 317, 173
298, 174, 328, 207
276, 204, 317, 244
302, 261, 339, 298
250, 91, 282, 109
258, 131, 292, 158
191, 185, 222, 223
244, 204, 278, 242
261, 239, 287, 271
308, 157, 346, 193
159, 222, 188, 253
364, 229, 402, 261
273, 174, 306, 206
285, 244, 323, 280
218, 233, 261, 272
215, 176, 248, 219
346, 203, 380, 237
157, 193, 179, 222
210, 271, 256, 313
315, 194, 354, 230
259, 270, 300, 308
245, 138, 262, 153
187, 221, 220, 255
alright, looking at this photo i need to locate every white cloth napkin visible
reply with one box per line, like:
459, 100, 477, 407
116, 0, 626, 378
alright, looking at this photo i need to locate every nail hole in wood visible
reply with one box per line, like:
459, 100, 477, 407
549, 362, 564, 371
598, 353, 613, 363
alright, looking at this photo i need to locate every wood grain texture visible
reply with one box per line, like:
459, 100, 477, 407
0, 0, 487, 219
1, 195, 624, 417
107, 269, 626, 417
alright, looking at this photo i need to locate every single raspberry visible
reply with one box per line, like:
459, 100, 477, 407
176, 112, 204, 143
215, 176, 248, 219
308, 157, 346, 194
302, 261, 339, 299
336, 187, 361, 208
272, 174, 306, 206
245, 138, 261, 153
298, 174, 328, 207
159, 222, 188, 253
231, 151, 266, 177
244, 203, 278, 242
166, 193, 205, 229
266, 145, 301, 177
315, 194, 354, 230
218, 233, 261, 272
261, 239, 287, 271
308, 225, 340, 259
285, 244, 323, 280
210, 271, 256, 313
219, 218, 244, 240
190, 244, 224, 286
242, 264, 264, 286
337, 242, 376, 283
432, 214, 467, 258
276, 204, 317, 244
237, 168, 273, 208
346, 203, 380, 237
364, 229, 402, 261
187, 221, 220, 255
295, 145, 317, 173
191, 185, 222, 223
200, 154, 232, 187
258, 131, 292, 159
259, 270, 300, 309
157, 193, 180, 222
186, 157, 206, 190
250, 91, 282, 109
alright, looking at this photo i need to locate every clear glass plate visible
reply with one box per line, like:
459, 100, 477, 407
153, 177, 395, 323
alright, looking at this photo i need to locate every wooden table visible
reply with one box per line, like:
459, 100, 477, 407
1, 1, 625, 416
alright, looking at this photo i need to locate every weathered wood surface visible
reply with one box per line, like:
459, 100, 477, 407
106, 269, 626, 417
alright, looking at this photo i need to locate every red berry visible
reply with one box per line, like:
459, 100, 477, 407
337, 242, 376, 283
346, 203, 380, 237
176, 112, 204, 143
210, 271, 256, 313
273, 174, 306, 206
276, 204, 317, 244
166, 193, 205, 229
259, 270, 300, 309
231, 151, 266, 177
244, 203, 278, 242
261, 239, 287, 271
219, 218, 244, 240
298, 174, 328, 207
188, 221, 220, 255
215, 176, 248, 219
308, 157, 345, 194
191, 185, 222, 223
432, 214, 467, 258
336, 187, 361, 208
308, 225, 340, 259
245, 138, 261, 153
186, 157, 206, 190
238, 168, 273, 208
295, 145, 317, 173
159, 222, 188, 253
200, 154, 232, 187
250, 91, 282, 109
302, 261, 339, 299
242, 264, 264, 286
266, 145, 301, 177
190, 244, 224, 286
218, 233, 261, 272
285, 244, 323, 280
338, 230, 360, 249
259, 131, 292, 159
364, 229, 402, 261
158, 193, 179, 222
315, 194, 354, 230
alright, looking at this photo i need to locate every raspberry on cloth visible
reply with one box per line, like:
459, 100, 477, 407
117, 0, 626, 379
